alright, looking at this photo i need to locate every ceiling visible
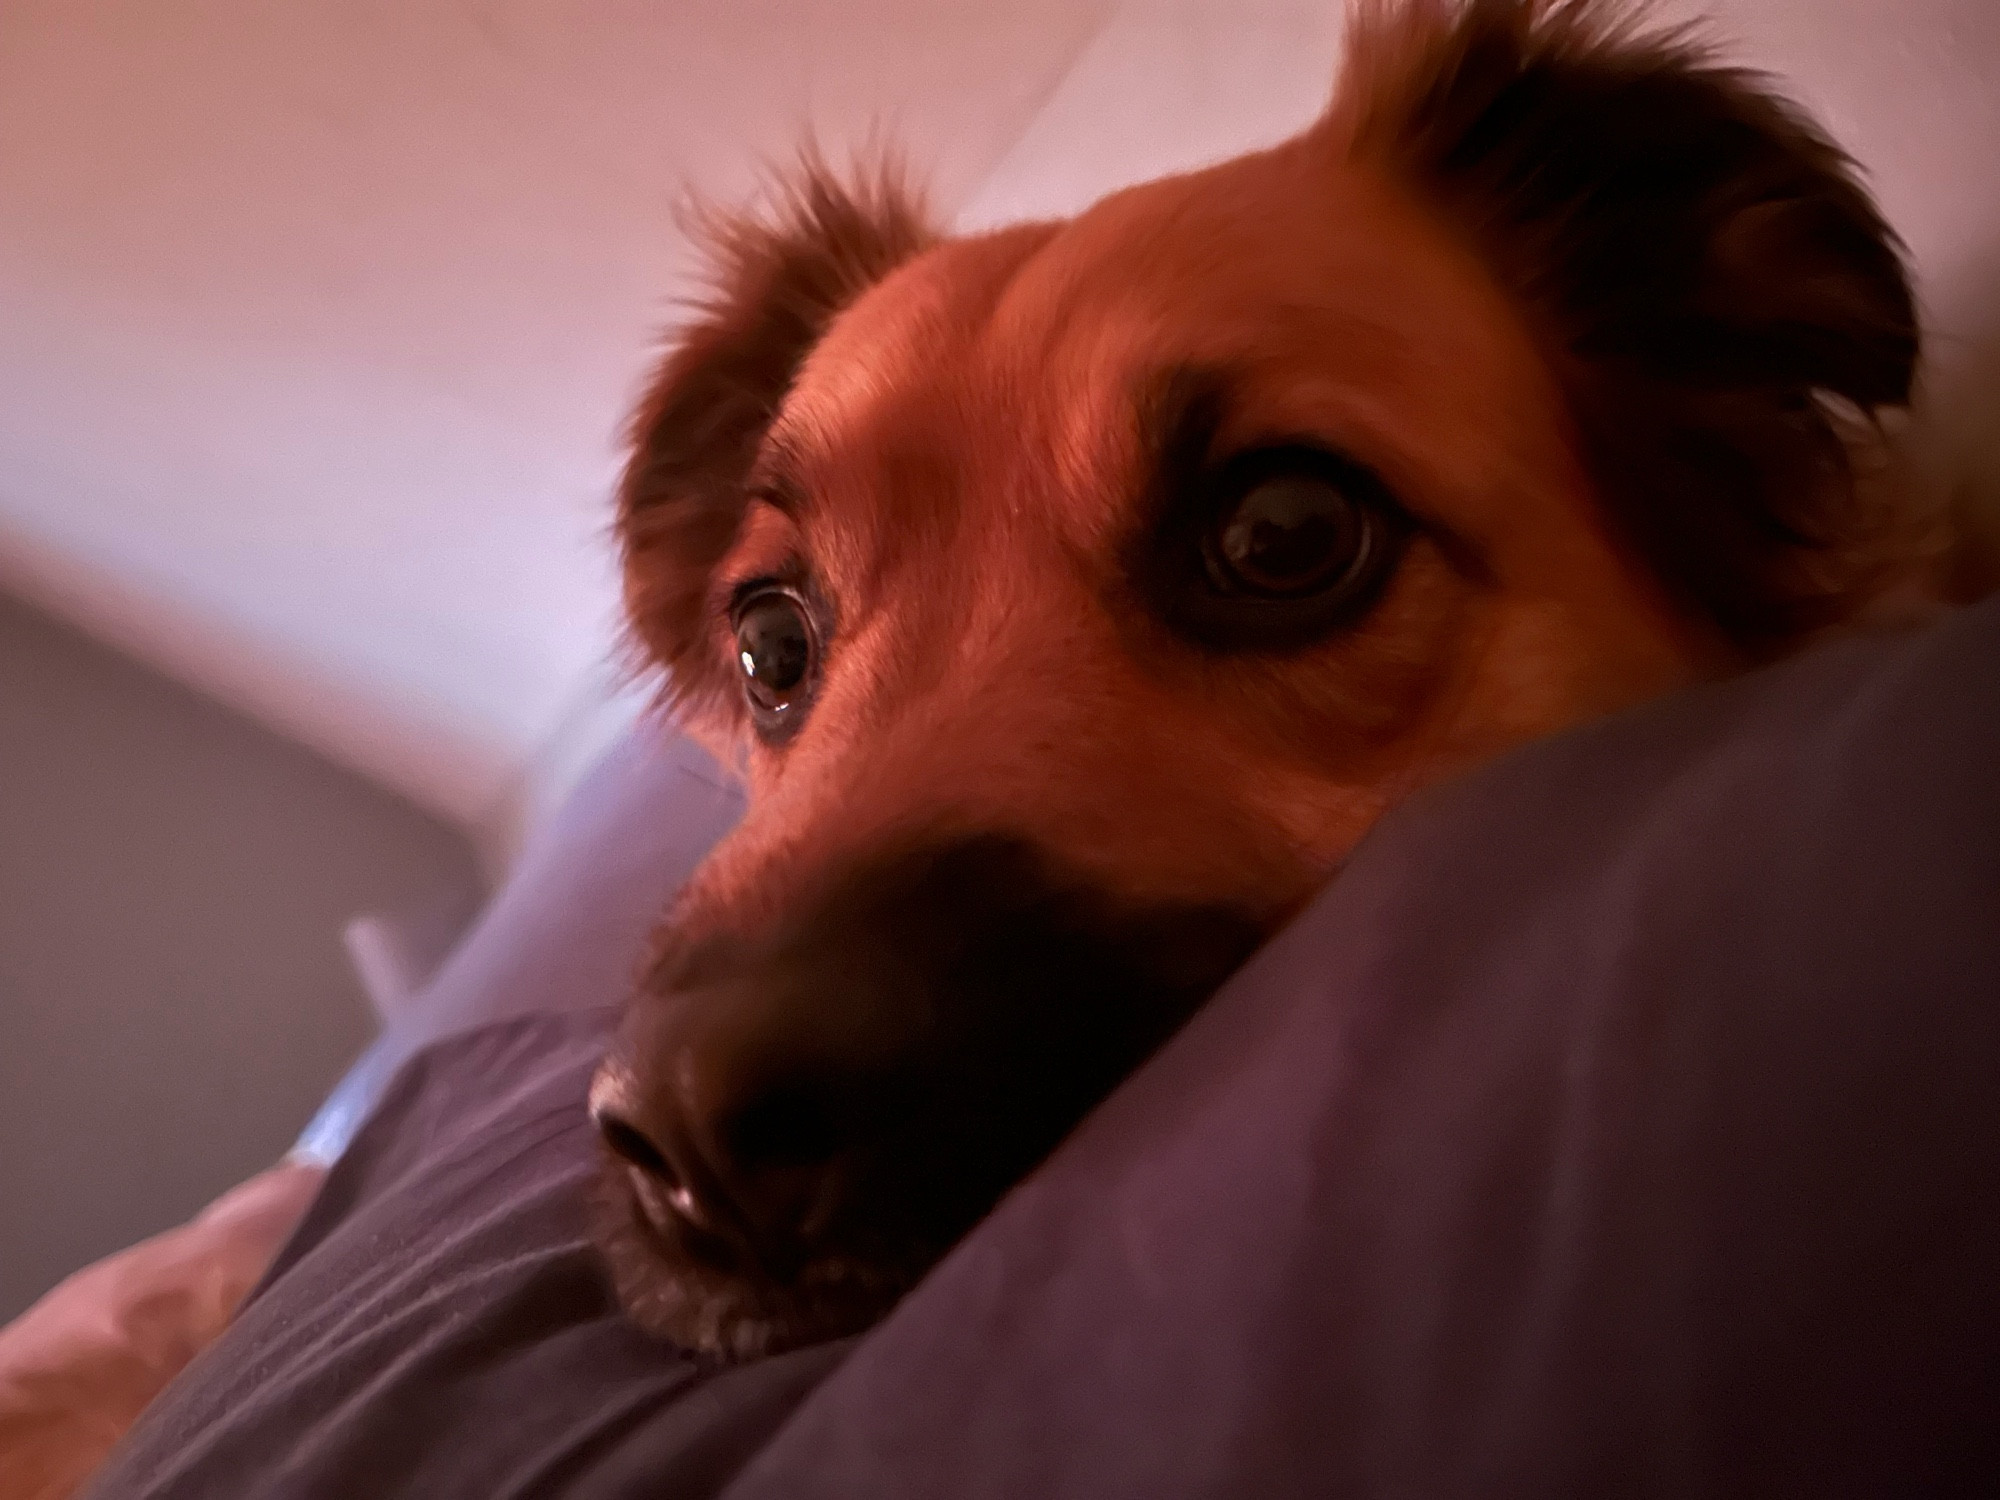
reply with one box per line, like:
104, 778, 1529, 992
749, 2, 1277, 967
3, 0, 1996, 870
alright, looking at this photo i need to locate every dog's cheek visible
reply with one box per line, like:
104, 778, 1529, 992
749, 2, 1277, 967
1212, 537, 1478, 764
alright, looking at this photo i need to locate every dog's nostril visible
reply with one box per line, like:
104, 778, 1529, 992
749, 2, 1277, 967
596, 1107, 729, 1241
596, 1110, 674, 1182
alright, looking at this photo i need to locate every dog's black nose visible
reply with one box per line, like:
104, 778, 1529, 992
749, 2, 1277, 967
590, 1052, 845, 1270
599, 834, 1265, 1286
591, 1096, 702, 1230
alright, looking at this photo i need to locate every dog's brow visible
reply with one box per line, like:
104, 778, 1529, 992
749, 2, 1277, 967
1136, 365, 1236, 484
748, 452, 808, 524
745, 431, 814, 518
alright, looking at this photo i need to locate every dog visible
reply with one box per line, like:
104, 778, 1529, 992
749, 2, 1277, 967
588, 0, 1930, 1360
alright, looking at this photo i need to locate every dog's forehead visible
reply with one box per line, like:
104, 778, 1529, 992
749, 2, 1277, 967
778, 223, 1057, 463
768, 133, 1577, 579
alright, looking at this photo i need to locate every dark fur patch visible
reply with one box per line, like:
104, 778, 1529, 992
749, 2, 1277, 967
617, 158, 937, 721
1345, 0, 1920, 650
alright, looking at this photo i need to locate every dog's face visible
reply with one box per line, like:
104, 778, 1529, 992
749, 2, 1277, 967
592, 0, 1918, 1358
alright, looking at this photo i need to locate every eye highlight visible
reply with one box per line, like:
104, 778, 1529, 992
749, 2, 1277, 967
731, 586, 818, 737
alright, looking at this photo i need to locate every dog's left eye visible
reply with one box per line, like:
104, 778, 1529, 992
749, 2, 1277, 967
1140, 444, 1409, 653
1201, 452, 1392, 605
733, 588, 817, 733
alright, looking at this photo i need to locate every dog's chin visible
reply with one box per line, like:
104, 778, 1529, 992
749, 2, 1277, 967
588, 1161, 923, 1361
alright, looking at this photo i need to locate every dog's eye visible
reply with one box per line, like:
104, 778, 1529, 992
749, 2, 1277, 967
1140, 445, 1408, 652
1202, 458, 1387, 603
733, 588, 816, 729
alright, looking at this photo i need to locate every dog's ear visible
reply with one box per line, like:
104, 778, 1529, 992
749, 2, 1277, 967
618, 159, 935, 720
1342, 0, 1921, 650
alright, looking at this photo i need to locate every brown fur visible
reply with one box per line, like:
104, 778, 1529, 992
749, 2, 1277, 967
619, 160, 936, 727
601, 0, 1934, 1356
1339, 0, 1921, 649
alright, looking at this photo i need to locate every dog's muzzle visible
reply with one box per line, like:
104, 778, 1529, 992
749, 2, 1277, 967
588, 832, 1264, 1356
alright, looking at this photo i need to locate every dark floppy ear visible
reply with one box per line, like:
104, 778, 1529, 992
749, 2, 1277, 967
617, 159, 935, 719
1343, 0, 1921, 650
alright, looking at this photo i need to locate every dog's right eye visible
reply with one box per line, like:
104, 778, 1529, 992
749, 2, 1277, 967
1203, 466, 1383, 601
732, 588, 817, 735
1145, 445, 1409, 653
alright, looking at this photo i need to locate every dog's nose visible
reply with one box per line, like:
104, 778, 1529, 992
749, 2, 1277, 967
600, 834, 1267, 1281
589, 1088, 709, 1234
590, 1049, 844, 1267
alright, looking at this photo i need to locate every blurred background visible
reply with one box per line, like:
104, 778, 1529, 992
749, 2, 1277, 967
1, 0, 1996, 1321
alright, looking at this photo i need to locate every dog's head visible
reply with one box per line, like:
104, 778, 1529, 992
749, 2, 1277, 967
591, 0, 1919, 1358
